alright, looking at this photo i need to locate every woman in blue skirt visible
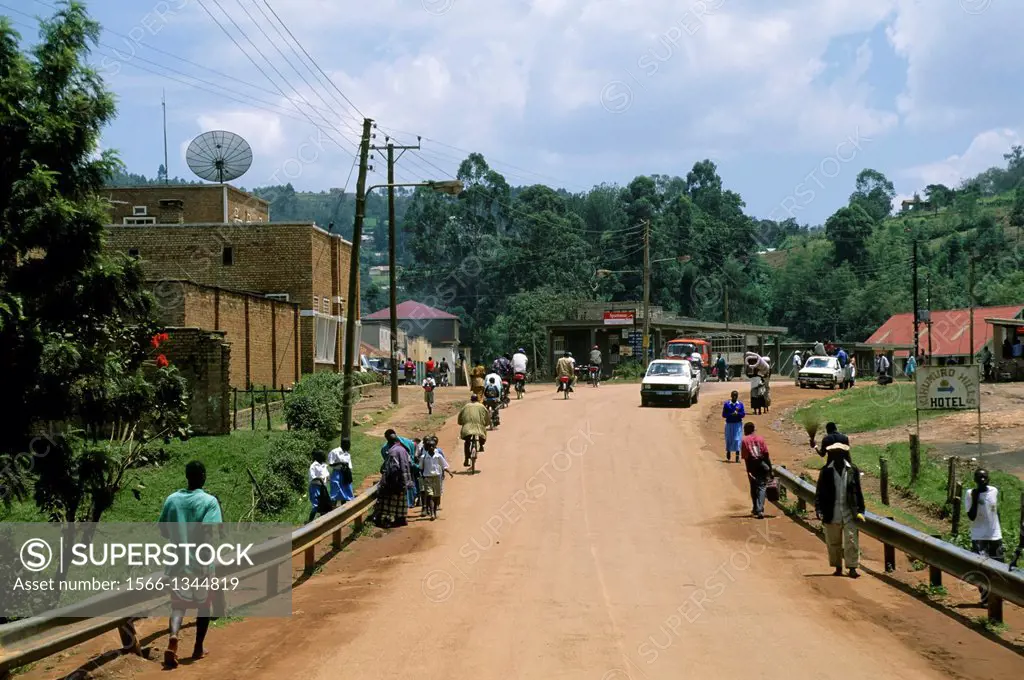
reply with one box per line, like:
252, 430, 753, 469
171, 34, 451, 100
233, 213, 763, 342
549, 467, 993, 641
722, 390, 746, 463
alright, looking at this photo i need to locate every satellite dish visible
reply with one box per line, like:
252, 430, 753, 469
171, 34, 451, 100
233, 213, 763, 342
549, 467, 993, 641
186, 130, 253, 183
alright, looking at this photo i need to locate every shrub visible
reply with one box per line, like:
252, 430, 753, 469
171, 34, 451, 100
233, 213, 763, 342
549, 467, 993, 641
254, 473, 293, 517
266, 431, 323, 494
613, 360, 646, 379
285, 373, 344, 437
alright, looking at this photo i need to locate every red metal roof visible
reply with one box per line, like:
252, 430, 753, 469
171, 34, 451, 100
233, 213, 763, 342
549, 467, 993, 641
364, 300, 458, 321
866, 305, 1023, 357
359, 342, 388, 358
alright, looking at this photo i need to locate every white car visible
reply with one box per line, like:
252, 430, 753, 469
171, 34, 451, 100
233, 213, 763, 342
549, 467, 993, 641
798, 356, 843, 389
641, 359, 701, 407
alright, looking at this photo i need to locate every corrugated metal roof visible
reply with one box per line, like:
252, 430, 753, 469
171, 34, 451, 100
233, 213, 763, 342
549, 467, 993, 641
865, 305, 1024, 357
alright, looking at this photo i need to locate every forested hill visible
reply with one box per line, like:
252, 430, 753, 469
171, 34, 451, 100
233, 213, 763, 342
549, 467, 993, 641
111, 147, 1024, 359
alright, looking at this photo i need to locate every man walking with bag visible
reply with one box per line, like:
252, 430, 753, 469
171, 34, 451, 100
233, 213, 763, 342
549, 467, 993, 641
740, 422, 773, 519
815, 452, 866, 578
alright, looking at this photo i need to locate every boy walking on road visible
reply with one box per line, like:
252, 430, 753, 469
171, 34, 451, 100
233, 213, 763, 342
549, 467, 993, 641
740, 422, 773, 519
419, 436, 454, 519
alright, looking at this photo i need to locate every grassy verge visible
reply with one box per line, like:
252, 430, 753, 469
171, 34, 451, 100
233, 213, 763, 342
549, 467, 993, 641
793, 384, 941, 433
850, 442, 1021, 555
0, 428, 383, 525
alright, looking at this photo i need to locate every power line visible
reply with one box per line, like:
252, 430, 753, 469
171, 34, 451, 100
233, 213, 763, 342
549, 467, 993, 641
230, 0, 361, 140
194, 0, 355, 151
259, 0, 365, 119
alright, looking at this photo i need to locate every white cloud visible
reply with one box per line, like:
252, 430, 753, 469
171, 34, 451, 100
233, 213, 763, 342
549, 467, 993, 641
93, 0, 1024, 222
900, 128, 1021, 189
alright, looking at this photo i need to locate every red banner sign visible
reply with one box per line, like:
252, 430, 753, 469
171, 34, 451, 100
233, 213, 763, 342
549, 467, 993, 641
603, 311, 635, 325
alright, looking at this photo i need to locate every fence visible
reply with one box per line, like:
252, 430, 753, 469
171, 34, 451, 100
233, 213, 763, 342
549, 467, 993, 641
0, 484, 380, 678
233, 386, 292, 431
772, 465, 1024, 623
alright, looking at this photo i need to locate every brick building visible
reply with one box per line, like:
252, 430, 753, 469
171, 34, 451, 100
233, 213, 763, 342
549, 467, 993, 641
104, 184, 359, 379
105, 185, 269, 225
152, 280, 301, 389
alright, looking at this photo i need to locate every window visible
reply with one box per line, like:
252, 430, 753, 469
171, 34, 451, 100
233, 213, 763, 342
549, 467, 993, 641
127, 248, 140, 258
646, 362, 687, 376
122, 216, 156, 225
222, 246, 234, 266
322, 298, 330, 313
315, 315, 339, 363
313, 295, 319, 310
132, 206, 147, 216
266, 293, 290, 302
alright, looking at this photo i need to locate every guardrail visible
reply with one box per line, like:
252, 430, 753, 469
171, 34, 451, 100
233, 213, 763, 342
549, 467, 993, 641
772, 465, 1024, 622
0, 484, 379, 678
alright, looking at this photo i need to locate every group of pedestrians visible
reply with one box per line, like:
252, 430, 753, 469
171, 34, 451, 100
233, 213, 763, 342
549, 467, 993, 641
374, 429, 455, 526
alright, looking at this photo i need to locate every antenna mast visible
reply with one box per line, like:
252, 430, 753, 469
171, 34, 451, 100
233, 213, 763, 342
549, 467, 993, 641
162, 90, 169, 184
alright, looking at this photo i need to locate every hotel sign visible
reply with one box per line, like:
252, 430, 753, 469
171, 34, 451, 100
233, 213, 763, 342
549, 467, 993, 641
915, 365, 979, 410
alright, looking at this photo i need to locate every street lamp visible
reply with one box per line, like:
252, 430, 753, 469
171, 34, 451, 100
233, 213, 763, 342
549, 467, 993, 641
362, 179, 464, 407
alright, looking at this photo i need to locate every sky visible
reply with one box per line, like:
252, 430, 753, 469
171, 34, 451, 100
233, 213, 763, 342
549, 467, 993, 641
8, 0, 1024, 225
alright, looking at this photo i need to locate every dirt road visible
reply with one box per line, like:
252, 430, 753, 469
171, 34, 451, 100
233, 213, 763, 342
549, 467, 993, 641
25, 381, 1023, 679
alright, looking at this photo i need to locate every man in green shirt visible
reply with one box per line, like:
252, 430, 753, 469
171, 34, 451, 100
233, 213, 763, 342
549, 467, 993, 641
159, 461, 222, 669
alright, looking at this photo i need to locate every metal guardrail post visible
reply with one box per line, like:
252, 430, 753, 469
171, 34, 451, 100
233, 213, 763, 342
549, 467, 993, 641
988, 595, 1004, 623
883, 517, 896, 572
266, 564, 279, 597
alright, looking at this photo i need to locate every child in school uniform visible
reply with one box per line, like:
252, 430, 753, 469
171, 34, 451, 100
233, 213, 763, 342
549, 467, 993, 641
327, 437, 355, 503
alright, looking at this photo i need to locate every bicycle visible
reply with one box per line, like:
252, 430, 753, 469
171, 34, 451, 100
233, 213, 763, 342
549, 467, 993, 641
468, 435, 479, 474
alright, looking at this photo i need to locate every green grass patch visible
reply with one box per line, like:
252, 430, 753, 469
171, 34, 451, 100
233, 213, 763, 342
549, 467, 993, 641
850, 442, 1021, 556
0, 428, 384, 525
793, 384, 943, 434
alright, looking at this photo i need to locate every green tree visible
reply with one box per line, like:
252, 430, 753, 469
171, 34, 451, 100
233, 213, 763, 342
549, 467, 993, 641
0, 4, 188, 522
824, 204, 874, 269
849, 169, 895, 222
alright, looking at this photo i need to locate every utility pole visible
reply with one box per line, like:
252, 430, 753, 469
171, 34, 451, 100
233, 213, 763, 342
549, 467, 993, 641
341, 118, 374, 442
926, 273, 933, 361
642, 219, 651, 366
912, 238, 920, 363
723, 287, 730, 332
370, 137, 421, 406
970, 257, 981, 445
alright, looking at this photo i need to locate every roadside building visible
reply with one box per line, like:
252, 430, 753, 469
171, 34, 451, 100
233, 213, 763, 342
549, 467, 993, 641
362, 301, 463, 383
866, 305, 1024, 369
544, 302, 787, 378
103, 184, 359, 380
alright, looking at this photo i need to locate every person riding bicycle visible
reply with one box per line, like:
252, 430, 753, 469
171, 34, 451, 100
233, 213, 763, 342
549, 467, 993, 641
556, 351, 576, 392
458, 395, 490, 465
588, 345, 602, 380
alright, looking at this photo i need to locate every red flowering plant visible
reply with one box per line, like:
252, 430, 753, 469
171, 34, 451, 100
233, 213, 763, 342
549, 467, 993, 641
150, 332, 171, 369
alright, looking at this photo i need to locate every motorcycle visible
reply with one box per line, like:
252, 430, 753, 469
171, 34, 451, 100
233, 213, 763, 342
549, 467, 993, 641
588, 364, 600, 387
438, 371, 450, 387
500, 380, 511, 408
514, 372, 526, 399
558, 375, 572, 399
404, 365, 416, 385
487, 398, 501, 428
